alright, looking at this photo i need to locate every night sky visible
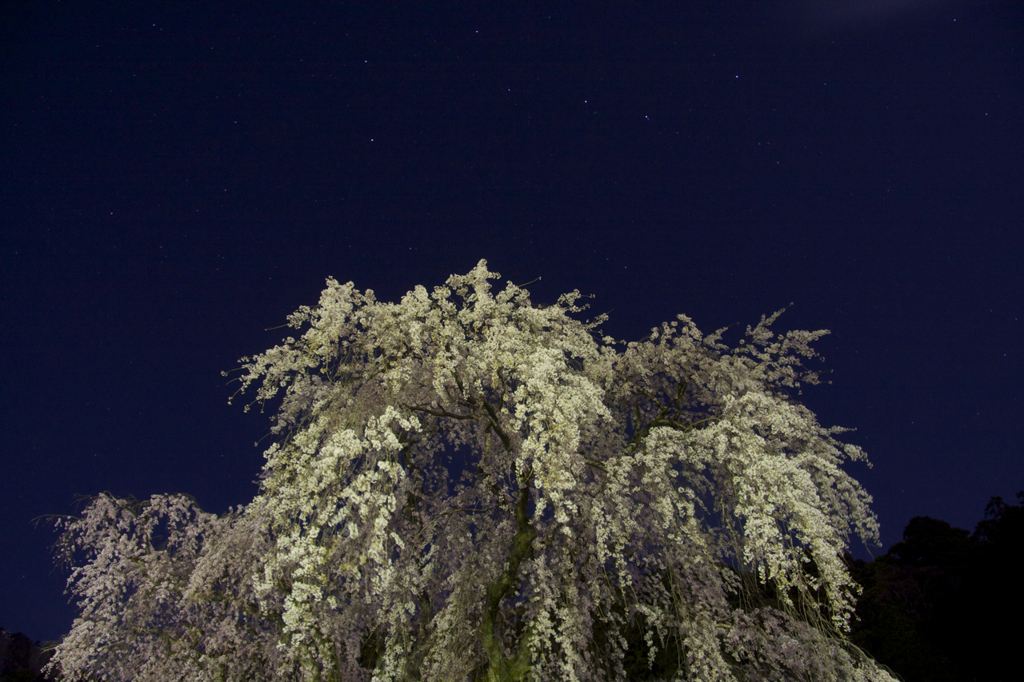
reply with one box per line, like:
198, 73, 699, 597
2, 1, 1021, 645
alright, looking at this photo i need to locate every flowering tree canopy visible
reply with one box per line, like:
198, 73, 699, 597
46, 261, 896, 681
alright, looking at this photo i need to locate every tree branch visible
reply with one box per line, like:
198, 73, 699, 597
479, 476, 536, 682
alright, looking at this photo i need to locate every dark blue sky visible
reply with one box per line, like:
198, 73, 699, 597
2, 1, 1021, 644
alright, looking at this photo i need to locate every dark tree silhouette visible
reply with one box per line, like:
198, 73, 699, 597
846, 490, 1024, 682
966, 491, 1023, 682
0, 627, 57, 682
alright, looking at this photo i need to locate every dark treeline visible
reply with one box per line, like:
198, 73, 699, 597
0, 628, 56, 682
9, 491, 1021, 681
845, 491, 1023, 682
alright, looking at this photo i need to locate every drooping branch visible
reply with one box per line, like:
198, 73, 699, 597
628, 377, 721, 449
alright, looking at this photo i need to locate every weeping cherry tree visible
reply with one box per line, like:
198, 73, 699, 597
45, 260, 896, 681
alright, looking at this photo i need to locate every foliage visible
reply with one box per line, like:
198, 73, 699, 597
846, 491, 1024, 682
0, 627, 57, 682
44, 261, 894, 681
